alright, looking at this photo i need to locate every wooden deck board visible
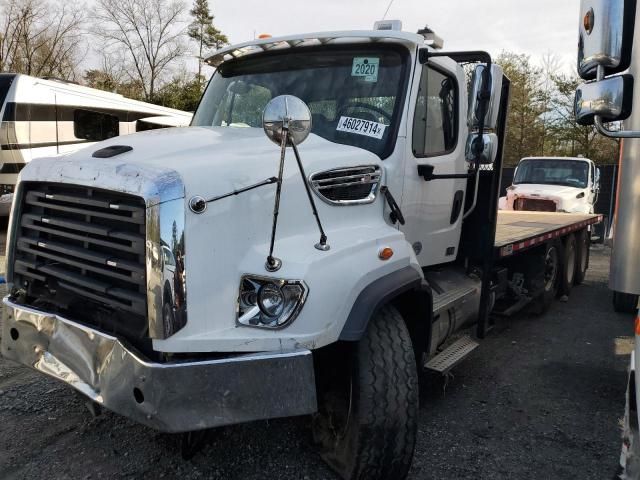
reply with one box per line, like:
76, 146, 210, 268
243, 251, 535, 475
495, 211, 600, 249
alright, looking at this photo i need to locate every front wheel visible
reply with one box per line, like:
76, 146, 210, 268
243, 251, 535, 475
313, 305, 418, 480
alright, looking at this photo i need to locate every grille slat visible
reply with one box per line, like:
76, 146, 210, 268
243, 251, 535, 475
18, 237, 145, 275
21, 213, 144, 248
28, 190, 143, 212
21, 219, 144, 254
25, 192, 145, 224
13, 183, 148, 340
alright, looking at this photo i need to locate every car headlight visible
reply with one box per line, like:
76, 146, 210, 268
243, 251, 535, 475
237, 275, 308, 329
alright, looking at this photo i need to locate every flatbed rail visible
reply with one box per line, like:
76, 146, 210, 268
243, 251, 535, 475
495, 211, 602, 258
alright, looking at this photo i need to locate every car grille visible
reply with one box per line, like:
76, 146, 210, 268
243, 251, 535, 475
514, 198, 556, 212
12, 182, 148, 340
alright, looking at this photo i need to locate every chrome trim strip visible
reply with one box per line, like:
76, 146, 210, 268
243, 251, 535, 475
146, 197, 187, 339
1, 298, 317, 433
308, 165, 381, 206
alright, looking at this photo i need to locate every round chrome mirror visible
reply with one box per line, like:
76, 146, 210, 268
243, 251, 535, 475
262, 95, 312, 146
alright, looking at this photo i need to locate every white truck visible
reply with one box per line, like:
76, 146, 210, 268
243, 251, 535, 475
574, 0, 640, 477
499, 156, 600, 214
1, 22, 601, 479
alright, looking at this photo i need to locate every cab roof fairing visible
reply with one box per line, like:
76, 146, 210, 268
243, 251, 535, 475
205, 30, 427, 68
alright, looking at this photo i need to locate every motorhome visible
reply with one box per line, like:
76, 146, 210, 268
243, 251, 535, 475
0, 74, 193, 214
499, 156, 600, 214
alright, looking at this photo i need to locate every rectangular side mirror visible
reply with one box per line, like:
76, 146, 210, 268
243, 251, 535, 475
578, 0, 636, 80
574, 74, 634, 125
595, 167, 601, 191
468, 64, 504, 130
465, 133, 498, 164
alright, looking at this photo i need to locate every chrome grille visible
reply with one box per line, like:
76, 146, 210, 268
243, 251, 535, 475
309, 165, 381, 205
12, 183, 148, 339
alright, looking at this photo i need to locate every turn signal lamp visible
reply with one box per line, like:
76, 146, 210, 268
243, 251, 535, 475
635, 315, 640, 335
583, 8, 594, 35
379, 247, 394, 261
258, 34, 272, 39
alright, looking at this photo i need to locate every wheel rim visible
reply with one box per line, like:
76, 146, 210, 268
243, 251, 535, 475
544, 246, 558, 292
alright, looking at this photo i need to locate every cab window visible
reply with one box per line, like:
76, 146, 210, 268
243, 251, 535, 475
412, 65, 458, 157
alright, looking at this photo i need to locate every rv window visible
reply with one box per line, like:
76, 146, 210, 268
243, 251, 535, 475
74, 109, 119, 141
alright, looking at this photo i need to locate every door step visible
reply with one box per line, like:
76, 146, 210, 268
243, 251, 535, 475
432, 285, 477, 315
424, 335, 479, 374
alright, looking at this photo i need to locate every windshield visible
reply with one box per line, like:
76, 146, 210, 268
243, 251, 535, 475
192, 45, 409, 158
513, 159, 590, 189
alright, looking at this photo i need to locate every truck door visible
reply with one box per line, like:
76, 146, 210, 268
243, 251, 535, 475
401, 60, 468, 266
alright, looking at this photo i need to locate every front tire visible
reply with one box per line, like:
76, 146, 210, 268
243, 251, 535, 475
313, 305, 418, 480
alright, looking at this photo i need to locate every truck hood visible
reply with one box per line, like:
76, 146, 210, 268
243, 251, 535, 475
507, 183, 583, 199
22, 126, 381, 204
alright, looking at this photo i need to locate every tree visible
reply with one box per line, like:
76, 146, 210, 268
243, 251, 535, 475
154, 69, 203, 111
495, 52, 547, 166
187, 0, 227, 80
0, 0, 84, 79
547, 73, 619, 164
91, 0, 187, 101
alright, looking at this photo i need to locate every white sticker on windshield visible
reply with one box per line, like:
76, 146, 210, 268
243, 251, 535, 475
351, 57, 379, 82
336, 116, 387, 139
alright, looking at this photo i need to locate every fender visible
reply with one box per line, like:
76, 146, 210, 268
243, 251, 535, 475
339, 266, 431, 341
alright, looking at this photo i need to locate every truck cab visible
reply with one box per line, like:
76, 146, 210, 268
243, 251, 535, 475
500, 156, 600, 214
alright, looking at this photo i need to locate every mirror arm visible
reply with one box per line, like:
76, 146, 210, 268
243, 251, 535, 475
594, 65, 640, 138
594, 115, 640, 138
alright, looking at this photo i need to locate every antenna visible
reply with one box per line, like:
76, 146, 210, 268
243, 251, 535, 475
382, 0, 395, 20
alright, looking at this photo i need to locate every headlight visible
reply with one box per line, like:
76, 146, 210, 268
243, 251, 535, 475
237, 275, 308, 329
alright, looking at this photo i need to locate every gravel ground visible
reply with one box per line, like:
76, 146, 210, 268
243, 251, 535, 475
0, 245, 632, 479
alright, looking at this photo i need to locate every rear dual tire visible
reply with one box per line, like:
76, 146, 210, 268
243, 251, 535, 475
313, 305, 418, 480
613, 291, 639, 314
574, 229, 590, 285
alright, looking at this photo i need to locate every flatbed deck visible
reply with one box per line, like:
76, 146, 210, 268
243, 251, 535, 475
495, 211, 602, 258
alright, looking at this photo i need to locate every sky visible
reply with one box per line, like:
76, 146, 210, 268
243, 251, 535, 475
206, 0, 581, 74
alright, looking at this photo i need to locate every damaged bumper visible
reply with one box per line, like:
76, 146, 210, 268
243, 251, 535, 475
0, 298, 317, 433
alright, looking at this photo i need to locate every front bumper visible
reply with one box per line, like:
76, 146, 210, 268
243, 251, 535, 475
1, 298, 317, 433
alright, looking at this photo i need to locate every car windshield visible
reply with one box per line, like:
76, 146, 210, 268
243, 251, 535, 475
513, 159, 590, 189
192, 45, 409, 158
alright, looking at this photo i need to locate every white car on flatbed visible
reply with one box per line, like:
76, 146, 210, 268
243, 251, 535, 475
499, 156, 600, 214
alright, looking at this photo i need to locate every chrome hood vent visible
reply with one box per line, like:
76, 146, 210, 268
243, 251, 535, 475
309, 165, 381, 205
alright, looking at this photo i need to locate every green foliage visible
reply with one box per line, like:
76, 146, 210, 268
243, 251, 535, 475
495, 52, 546, 166
153, 75, 203, 112
188, 0, 227, 80
188, 0, 227, 50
